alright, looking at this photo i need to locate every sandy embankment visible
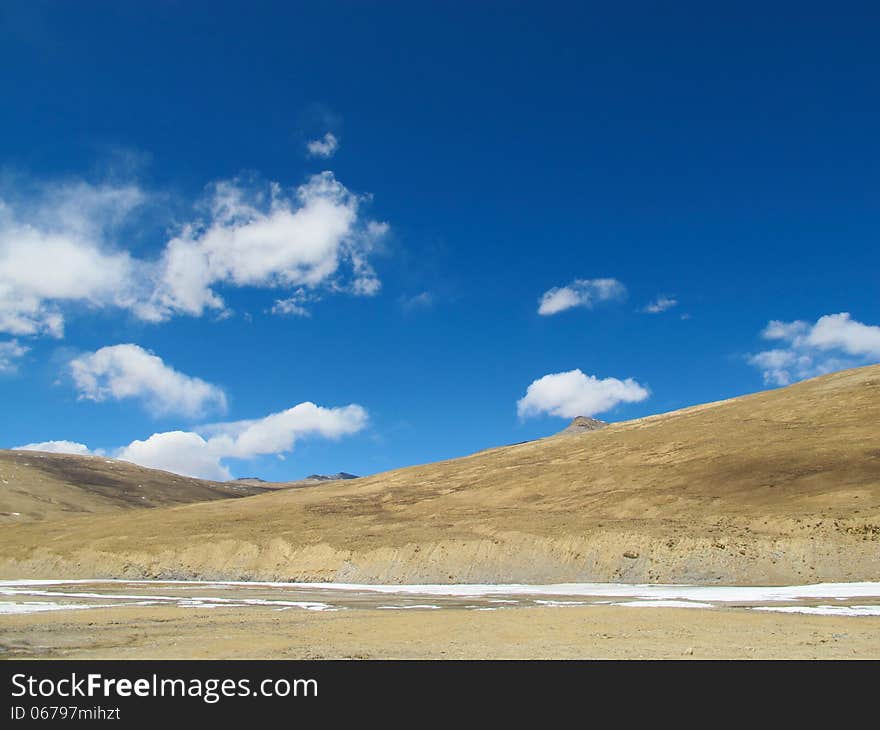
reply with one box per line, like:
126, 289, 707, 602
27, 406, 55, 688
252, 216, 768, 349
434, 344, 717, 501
1, 521, 879, 585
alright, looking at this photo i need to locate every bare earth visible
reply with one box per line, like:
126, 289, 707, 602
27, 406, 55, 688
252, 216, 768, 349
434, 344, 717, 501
2, 603, 878, 660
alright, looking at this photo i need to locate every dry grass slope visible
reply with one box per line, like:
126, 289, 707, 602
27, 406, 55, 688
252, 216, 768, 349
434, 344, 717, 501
0, 451, 273, 522
1, 365, 878, 584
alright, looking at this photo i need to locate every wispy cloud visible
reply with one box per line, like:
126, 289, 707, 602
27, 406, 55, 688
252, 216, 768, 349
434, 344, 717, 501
271, 288, 316, 317
0, 339, 28, 373
306, 132, 339, 159
643, 295, 677, 313
537, 278, 626, 316
400, 291, 434, 312
0, 170, 388, 338
747, 312, 880, 385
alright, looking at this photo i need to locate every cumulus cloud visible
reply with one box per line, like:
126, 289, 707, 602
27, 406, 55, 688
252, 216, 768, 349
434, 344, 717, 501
0, 181, 145, 337
0, 339, 28, 373
517, 369, 650, 419
0, 171, 388, 337
142, 172, 386, 321
115, 430, 230, 479
118, 402, 368, 479
14, 440, 95, 456
16, 401, 369, 480
807, 313, 880, 356
198, 402, 367, 460
306, 132, 339, 159
643, 295, 678, 313
69, 344, 227, 418
537, 278, 626, 316
748, 312, 880, 385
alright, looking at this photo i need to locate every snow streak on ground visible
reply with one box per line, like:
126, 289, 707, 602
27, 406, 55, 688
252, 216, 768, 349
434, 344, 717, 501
753, 605, 880, 617
1, 580, 879, 616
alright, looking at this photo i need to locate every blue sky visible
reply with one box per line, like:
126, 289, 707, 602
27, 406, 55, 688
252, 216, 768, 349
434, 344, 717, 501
1, 2, 878, 480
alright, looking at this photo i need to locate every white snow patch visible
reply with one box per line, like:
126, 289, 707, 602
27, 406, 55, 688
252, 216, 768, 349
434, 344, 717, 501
0, 600, 155, 614
265, 580, 880, 602
0, 587, 334, 612
0, 601, 116, 614
3, 580, 880, 619
753, 605, 880, 617
612, 600, 715, 609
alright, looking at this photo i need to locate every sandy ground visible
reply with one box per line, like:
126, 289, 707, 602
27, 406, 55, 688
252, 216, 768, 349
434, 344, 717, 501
2, 604, 879, 659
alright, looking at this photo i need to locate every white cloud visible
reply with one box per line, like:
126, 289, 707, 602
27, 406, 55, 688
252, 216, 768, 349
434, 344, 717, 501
271, 288, 316, 317
115, 431, 231, 480
199, 402, 368, 460
400, 291, 434, 312
537, 278, 626, 316
806, 312, 880, 356
14, 440, 95, 456
69, 344, 227, 418
761, 319, 808, 341
17, 401, 369, 480
143, 172, 386, 321
643, 295, 678, 313
117, 402, 367, 479
517, 369, 649, 419
306, 132, 339, 159
271, 299, 311, 317
0, 171, 388, 337
0, 181, 145, 337
0, 339, 28, 373
748, 312, 880, 385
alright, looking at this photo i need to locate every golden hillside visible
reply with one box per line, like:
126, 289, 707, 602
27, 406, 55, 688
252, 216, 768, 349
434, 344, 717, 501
0, 450, 272, 522
1, 365, 878, 584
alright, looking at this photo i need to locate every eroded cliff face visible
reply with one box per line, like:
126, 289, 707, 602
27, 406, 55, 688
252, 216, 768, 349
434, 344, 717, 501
2, 512, 878, 586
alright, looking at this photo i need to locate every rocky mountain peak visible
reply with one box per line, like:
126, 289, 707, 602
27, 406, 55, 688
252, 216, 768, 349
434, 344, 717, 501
560, 416, 607, 435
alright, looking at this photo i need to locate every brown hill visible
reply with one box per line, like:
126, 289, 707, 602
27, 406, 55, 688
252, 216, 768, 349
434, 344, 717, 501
0, 451, 274, 522
1, 365, 878, 584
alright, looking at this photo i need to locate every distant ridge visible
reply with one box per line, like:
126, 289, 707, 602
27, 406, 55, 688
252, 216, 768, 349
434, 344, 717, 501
305, 472, 359, 482
230, 472, 360, 488
231, 473, 358, 486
